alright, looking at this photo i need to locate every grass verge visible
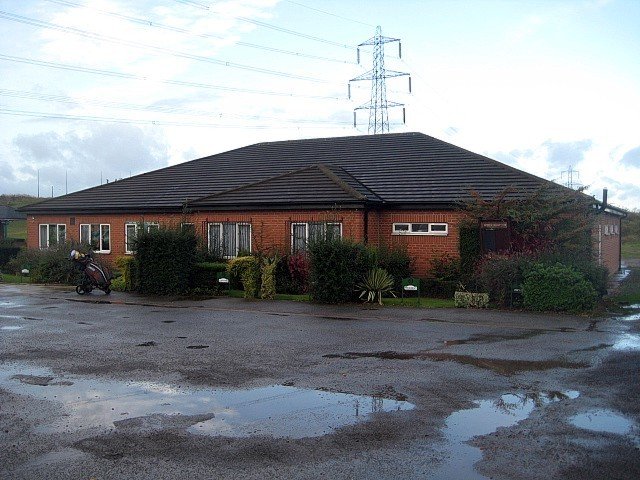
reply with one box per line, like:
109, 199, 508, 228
0, 272, 28, 283
610, 266, 640, 305
622, 240, 640, 260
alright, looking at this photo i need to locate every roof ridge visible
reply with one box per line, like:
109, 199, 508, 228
189, 164, 321, 205
316, 164, 366, 201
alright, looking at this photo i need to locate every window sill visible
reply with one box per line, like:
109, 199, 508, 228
392, 232, 448, 236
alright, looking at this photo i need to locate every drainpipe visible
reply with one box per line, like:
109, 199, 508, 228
597, 224, 602, 266
618, 219, 623, 272
363, 206, 369, 244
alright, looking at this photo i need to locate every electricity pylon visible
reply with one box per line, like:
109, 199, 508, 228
349, 26, 410, 134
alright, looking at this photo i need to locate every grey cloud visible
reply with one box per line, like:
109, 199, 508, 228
4, 124, 169, 195
620, 146, 640, 168
542, 139, 592, 168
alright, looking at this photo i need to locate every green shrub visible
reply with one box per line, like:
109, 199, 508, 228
110, 275, 126, 292
7, 242, 82, 284
538, 252, 609, 297
459, 222, 481, 277
192, 262, 228, 292
477, 253, 532, 307
134, 228, 197, 295
260, 256, 279, 300
523, 262, 597, 312
227, 256, 260, 298
115, 256, 138, 292
308, 238, 370, 303
377, 245, 413, 292
423, 254, 462, 299
0, 242, 21, 268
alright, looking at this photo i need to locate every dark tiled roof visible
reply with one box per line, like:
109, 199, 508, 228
0, 205, 27, 220
190, 164, 381, 210
21, 132, 562, 214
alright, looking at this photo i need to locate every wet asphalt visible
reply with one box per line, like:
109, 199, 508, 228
0, 283, 639, 479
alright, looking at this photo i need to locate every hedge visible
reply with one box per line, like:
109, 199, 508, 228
523, 262, 597, 312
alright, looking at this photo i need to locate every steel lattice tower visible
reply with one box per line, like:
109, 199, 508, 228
349, 26, 410, 134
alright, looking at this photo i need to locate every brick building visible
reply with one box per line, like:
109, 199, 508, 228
20, 132, 625, 274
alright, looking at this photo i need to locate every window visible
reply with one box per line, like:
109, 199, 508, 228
291, 222, 342, 253
208, 222, 251, 258
39, 224, 66, 249
125, 222, 159, 254
80, 224, 110, 252
392, 222, 448, 236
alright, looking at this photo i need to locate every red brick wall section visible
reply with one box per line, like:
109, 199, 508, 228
27, 209, 466, 274
367, 210, 466, 276
26, 210, 367, 263
593, 213, 622, 274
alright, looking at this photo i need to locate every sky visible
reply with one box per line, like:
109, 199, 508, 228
0, 0, 638, 210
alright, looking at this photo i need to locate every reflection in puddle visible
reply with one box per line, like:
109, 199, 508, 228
430, 391, 579, 480
613, 333, 640, 351
570, 410, 635, 436
0, 363, 414, 438
0, 301, 23, 308
1, 325, 24, 331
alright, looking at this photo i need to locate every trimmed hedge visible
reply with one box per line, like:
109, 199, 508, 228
192, 262, 228, 291
135, 228, 197, 295
308, 238, 372, 304
523, 263, 597, 312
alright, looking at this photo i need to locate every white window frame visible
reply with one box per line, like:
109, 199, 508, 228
124, 222, 159, 254
207, 222, 252, 259
38, 223, 66, 249
291, 222, 342, 253
392, 222, 448, 236
79, 223, 111, 253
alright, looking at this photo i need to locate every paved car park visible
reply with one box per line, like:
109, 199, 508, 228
1, 283, 639, 479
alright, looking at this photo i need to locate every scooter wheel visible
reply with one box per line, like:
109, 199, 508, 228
76, 285, 85, 295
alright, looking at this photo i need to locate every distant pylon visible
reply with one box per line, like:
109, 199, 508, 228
561, 165, 582, 189
349, 26, 410, 134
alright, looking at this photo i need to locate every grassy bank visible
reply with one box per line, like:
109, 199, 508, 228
622, 240, 640, 260
611, 266, 640, 305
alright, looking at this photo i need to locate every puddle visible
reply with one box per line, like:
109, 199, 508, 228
0, 363, 414, 438
612, 333, 640, 351
0, 300, 23, 308
325, 351, 587, 375
136, 341, 157, 347
186, 345, 209, 349
431, 390, 579, 480
443, 330, 545, 346
570, 410, 637, 439
162, 320, 175, 323
1, 325, 24, 331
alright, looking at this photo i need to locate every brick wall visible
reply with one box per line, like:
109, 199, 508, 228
593, 213, 622, 274
26, 208, 464, 274
367, 210, 466, 275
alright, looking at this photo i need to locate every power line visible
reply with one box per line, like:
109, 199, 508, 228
0, 88, 353, 125
0, 54, 345, 101
43, 0, 355, 65
173, 0, 356, 50
0, 107, 352, 130
0, 9, 331, 83
283, 1, 375, 28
